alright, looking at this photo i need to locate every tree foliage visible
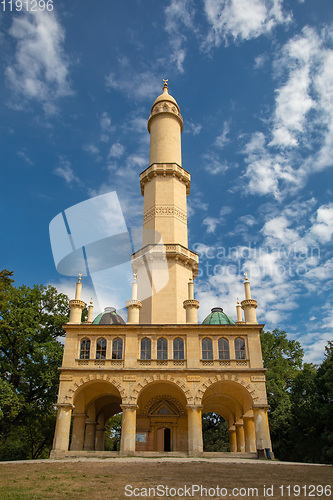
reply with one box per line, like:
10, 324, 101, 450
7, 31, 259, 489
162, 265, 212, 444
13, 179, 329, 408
261, 329, 333, 464
202, 413, 230, 452
0, 270, 69, 460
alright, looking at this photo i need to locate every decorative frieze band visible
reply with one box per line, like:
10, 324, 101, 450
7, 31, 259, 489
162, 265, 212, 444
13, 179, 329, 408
143, 205, 187, 224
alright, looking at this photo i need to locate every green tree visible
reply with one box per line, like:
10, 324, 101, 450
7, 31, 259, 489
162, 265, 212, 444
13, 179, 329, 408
316, 341, 333, 464
202, 413, 230, 452
104, 413, 122, 451
0, 270, 69, 460
260, 329, 303, 460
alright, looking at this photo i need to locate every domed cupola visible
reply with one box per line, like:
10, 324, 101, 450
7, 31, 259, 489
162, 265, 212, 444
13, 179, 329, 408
148, 79, 183, 133
92, 307, 125, 325
202, 307, 235, 325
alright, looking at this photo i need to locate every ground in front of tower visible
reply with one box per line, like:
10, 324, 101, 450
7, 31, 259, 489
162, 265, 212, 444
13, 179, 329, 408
0, 459, 331, 499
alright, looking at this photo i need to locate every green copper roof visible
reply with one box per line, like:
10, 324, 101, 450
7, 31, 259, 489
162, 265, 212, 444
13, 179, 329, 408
202, 307, 235, 325
92, 307, 125, 325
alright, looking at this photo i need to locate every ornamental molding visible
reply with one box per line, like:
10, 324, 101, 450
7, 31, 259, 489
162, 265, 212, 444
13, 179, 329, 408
63, 372, 127, 404
143, 395, 185, 416
143, 205, 187, 224
193, 373, 260, 405
241, 299, 258, 309
183, 299, 200, 309
129, 372, 190, 404
140, 163, 191, 196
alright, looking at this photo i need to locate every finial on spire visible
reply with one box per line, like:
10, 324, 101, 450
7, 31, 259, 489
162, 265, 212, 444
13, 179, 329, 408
78, 273, 82, 282
133, 272, 137, 283
163, 79, 168, 89
244, 272, 248, 281
90, 298, 93, 306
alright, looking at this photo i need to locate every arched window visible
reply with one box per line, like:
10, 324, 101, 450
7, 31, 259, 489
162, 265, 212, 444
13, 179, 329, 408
96, 337, 107, 359
202, 337, 213, 360
235, 338, 246, 360
112, 337, 123, 359
157, 337, 168, 360
173, 337, 184, 360
218, 338, 230, 360
141, 338, 151, 360
80, 338, 90, 359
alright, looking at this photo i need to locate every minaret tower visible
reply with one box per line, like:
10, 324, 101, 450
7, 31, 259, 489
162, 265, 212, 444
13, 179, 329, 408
132, 81, 199, 323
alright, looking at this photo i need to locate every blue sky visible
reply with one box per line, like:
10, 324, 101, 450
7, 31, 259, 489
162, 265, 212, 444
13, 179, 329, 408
1, 0, 333, 363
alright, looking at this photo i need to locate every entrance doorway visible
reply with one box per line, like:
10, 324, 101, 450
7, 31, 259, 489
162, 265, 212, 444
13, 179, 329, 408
164, 428, 171, 451
156, 427, 172, 451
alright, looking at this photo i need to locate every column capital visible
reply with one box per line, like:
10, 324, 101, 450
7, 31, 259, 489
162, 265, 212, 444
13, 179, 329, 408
235, 420, 244, 427
121, 404, 138, 411
242, 414, 254, 420
186, 404, 203, 411
55, 403, 75, 410
252, 404, 270, 410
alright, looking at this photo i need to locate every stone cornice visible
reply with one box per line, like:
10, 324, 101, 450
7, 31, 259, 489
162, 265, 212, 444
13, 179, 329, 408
131, 243, 199, 277
140, 163, 191, 196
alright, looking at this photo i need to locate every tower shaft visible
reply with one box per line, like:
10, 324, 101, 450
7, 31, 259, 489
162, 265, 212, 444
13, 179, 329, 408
133, 83, 198, 324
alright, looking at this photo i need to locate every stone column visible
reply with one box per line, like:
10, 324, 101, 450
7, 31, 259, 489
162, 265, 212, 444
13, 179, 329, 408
187, 405, 203, 455
52, 404, 73, 453
243, 416, 256, 453
84, 421, 97, 451
120, 405, 138, 454
95, 426, 106, 451
253, 406, 272, 452
229, 426, 237, 452
235, 421, 245, 453
70, 413, 86, 451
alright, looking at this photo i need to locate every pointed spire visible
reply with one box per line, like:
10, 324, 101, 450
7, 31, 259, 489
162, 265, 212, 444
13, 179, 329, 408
87, 298, 94, 323
188, 275, 194, 300
244, 272, 251, 299
75, 274, 83, 300
236, 298, 243, 322
131, 273, 138, 300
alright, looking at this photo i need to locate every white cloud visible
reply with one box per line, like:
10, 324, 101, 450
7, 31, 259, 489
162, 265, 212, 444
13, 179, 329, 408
185, 121, 202, 136
105, 71, 162, 101
202, 216, 220, 234
203, 152, 230, 175
203, 0, 291, 48
84, 144, 100, 155
214, 120, 231, 148
100, 111, 114, 142
17, 150, 34, 166
54, 158, 80, 185
164, 0, 195, 72
254, 53, 269, 69
242, 26, 333, 198
6, 11, 72, 114
108, 142, 125, 159
262, 215, 299, 244
309, 203, 333, 243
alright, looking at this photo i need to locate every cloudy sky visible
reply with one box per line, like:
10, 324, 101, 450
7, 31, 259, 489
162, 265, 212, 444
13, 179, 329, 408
1, 0, 332, 363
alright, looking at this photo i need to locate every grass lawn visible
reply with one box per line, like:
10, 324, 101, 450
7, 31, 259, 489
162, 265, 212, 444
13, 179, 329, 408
0, 459, 332, 499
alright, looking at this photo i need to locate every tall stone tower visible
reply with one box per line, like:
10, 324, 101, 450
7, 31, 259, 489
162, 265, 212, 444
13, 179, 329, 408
132, 80, 198, 324
51, 82, 272, 460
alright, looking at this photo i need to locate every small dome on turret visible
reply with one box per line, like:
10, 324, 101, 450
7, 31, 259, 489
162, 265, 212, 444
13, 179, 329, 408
202, 307, 235, 325
152, 80, 179, 110
92, 307, 125, 325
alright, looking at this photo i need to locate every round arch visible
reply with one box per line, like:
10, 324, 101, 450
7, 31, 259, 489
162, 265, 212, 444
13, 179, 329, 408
135, 379, 188, 453
201, 380, 254, 421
